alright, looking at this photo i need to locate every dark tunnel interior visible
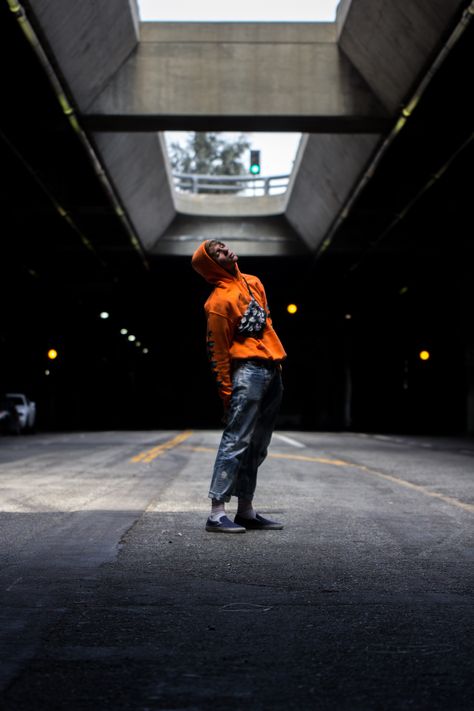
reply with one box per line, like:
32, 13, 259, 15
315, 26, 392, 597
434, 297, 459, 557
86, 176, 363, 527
0, 2, 473, 436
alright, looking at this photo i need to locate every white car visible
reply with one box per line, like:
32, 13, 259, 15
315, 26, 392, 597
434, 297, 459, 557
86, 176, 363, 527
4, 393, 36, 433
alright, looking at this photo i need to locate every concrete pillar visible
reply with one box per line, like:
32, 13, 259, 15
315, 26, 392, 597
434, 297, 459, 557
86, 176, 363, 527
462, 276, 474, 434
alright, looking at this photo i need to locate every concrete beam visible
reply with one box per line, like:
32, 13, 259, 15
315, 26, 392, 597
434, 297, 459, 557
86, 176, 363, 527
174, 193, 287, 218
337, 0, 467, 112
285, 134, 380, 251
85, 22, 389, 133
152, 215, 308, 256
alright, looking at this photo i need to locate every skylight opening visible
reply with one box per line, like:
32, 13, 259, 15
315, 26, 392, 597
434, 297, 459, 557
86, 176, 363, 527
138, 0, 339, 23
164, 132, 302, 198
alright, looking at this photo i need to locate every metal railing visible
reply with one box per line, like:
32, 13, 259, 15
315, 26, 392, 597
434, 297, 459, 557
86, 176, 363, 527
172, 172, 290, 196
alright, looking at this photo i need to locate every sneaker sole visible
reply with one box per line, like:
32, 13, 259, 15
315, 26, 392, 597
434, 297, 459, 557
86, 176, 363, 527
205, 525, 246, 533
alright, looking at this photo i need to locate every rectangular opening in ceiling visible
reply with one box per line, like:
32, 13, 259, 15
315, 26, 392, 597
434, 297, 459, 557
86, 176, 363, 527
137, 0, 339, 22
164, 132, 302, 198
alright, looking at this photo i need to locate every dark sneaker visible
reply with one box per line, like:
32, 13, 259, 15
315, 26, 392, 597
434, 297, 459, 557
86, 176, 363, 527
234, 513, 284, 530
205, 515, 246, 533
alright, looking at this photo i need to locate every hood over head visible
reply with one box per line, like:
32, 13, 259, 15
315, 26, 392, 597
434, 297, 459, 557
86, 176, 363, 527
191, 240, 239, 285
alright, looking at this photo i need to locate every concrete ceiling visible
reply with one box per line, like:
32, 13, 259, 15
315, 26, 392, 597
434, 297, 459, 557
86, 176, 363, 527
6, 0, 470, 257
0, 0, 472, 283
1, 0, 473, 432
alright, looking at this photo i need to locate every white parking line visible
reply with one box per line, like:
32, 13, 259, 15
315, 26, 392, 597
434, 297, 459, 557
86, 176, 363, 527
273, 433, 305, 448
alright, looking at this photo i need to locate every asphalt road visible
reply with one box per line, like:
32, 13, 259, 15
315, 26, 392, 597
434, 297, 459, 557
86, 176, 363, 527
0, 429, 473, 710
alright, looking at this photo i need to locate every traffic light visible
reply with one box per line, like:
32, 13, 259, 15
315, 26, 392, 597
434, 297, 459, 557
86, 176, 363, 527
249, 150, 261, 175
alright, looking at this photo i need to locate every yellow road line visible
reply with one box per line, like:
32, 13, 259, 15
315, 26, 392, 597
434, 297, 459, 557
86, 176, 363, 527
347, 462, 474, 514
269, 452, 349, 466
182, 446, 348, 467
131, 430, 193, 463
183, 446, 215, 454
183, 445, 474, 515
273, 452, 474, 514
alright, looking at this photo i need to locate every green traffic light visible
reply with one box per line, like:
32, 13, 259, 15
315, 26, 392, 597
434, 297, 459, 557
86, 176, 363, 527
249, 149, 261, 175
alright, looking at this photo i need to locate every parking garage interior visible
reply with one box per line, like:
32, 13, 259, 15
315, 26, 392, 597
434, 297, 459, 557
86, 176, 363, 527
0, 0, 473, 436
1, 3, 474, 711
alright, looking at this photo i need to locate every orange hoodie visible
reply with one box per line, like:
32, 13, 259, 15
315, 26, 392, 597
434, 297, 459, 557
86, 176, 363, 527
192, 241, 286, 408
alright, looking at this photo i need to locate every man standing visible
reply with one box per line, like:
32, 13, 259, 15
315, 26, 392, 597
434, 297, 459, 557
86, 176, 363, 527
191, 240, 286, 533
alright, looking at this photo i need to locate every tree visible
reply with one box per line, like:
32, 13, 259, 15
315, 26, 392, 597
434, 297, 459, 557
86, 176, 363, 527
168, 132, 251, 193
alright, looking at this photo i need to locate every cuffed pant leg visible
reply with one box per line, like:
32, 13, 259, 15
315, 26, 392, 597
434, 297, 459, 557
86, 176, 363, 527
208, 362, 276, 502
233, 368, 283, 500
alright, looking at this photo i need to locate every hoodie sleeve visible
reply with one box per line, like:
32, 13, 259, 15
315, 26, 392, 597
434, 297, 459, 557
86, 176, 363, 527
206, 310, 234, 409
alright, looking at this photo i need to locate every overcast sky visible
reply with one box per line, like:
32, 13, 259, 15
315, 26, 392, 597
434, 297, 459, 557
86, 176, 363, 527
138, 0, 339, 22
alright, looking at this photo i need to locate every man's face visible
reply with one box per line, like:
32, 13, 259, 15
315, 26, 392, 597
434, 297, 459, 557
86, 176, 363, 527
207, 241, 238, 273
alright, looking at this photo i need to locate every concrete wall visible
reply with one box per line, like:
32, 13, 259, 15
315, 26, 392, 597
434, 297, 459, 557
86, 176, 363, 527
466, 344, 474, 434
25, 0, 175, 254
285, 134, 380, 250
461, 277, 474, 433
26, 0, 140, 110
285, 0, 467, 252
92, 132, 175, 251
338, 0, 467, 111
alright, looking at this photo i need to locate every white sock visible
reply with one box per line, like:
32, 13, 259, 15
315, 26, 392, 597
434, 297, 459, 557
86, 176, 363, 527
209, 512, 227, 522
210, 499, 226, 521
